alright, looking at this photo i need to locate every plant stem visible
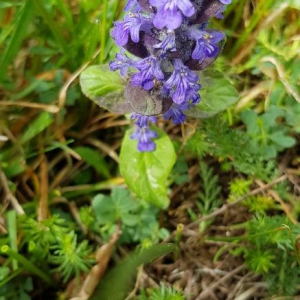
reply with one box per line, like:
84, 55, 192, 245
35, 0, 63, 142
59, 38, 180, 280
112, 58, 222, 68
7, 211, 18, 270
100, 0, 108, 63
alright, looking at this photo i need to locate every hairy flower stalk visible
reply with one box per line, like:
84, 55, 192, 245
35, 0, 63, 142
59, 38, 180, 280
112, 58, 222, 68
110, 0, 231, 152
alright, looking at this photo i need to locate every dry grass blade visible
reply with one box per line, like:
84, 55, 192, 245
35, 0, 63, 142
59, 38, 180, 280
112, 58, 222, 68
0, 169, 25, 215
0, 101, 59, 113
235, 82, 270, 112
58, 49, 101, 109
260, 56, 300, 103
197, 265, 245, 299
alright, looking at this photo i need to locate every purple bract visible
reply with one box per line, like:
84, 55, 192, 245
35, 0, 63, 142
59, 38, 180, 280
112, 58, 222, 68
110, 0, 231, 152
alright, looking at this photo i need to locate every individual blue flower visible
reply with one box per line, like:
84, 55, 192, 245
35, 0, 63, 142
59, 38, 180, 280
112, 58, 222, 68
154, 30, 176, 54
191, 92, 201, 105
131, 56, 164, 90
215, 6, 226, 19
131, 127, 158, 152
109, 50, 135, 77
111, 13, 150, 47
124, 0, 140, 12
219, 0, 232, 4
150, 0, 195, 30
164, 59, 201, 104
215, 0, 233, 20
164, 103, 189, 124
131, 113, 157, 128
189, 29, 225, 62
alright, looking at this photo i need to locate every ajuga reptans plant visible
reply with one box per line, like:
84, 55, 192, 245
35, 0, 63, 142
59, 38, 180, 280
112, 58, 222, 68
110, 0, 231, 152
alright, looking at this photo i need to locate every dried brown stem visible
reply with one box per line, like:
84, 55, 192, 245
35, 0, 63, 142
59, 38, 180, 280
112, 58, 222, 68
0, 169, 25, 215
197, 265, 245, 299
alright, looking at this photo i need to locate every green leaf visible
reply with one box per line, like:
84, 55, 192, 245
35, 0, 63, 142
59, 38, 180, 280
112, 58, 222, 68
263, 145, 277, 159
0, 0, 33, 78
21, 112, 53, 143
269, 132, 296, 148
241, 110, 259, 134
2, 156, 26, 178
0, 267, 10, 281
111, 187, 140, 213
74, 146, 110, 178
31, 0, 70, 59
0, 246, 54, 285
90, 244, 176, 300
92, 188, 139, 225
286, 0, 300, 9
261, 106, 285, 129
186, 70, 239, 118
92, 194, 116, 224
80, 65, 131, 113
120, 128, 176, 209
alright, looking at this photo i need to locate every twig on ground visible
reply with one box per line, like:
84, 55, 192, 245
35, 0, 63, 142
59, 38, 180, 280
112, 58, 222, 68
226, 272, 252, 300
197, 265, 245, 299
234, 285, 264, 300
285, 172, 300, 194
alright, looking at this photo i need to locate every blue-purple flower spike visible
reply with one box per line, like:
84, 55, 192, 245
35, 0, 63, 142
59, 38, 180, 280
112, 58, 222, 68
110, 0, 231, 152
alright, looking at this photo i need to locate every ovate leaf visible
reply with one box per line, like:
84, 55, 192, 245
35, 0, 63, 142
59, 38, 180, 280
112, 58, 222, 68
92, 188, 138, 225
186, 70, 239, 118
269, 132, 296, 148
80, 65, 132, 114
120, 128, 176, 209
241, 110, 259, 135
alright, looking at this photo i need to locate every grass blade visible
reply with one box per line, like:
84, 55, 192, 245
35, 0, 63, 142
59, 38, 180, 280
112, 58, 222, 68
229, 0, 274, 58
91, 244, 175, 300
0, 0, 33, 79
31, 0, 70, 60
7, 211, 18, 271
0, 245, 55, 285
